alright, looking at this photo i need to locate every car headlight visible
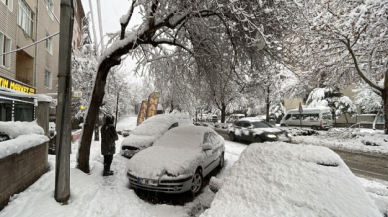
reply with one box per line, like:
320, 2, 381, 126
287, 133, 292, 137
266, 134, 277, 138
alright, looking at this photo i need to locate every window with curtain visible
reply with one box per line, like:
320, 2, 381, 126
18, 0, 34, 37
0, 32, 11, 68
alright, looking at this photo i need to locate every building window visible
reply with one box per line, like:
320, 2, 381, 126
18, 0, 33, 37
45, 0, 54, 20
44, 69, 52, 88
45, 31, 52, 53
0, 32, 12, 68
1, 0, 13, 11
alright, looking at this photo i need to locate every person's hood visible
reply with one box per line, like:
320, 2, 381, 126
127, 146, 204, 180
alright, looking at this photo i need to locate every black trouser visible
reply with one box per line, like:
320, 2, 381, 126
103, 155, 113, 172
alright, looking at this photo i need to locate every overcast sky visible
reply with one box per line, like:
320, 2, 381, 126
80, 0, 143, 81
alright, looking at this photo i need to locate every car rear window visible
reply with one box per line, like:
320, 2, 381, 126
251, 121, 272, 128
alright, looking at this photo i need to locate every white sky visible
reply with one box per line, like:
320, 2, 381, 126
80, 0, 143, 82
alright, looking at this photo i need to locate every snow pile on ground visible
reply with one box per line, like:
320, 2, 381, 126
0, 120, 44, 139
358, 177, 388, 215
286, 127, 319, 136
292, 128, 388, 154
202, 142, 381, 217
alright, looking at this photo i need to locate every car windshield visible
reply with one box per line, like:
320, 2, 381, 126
251, 121, 272, 128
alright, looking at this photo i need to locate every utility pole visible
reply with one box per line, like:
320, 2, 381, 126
96, 0, 105, 52
88, 0, 99, 57
115, 92, 119, 128
55, 0, 73, 204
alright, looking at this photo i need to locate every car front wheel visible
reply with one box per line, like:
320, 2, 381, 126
218, 152, 225, 169
254, 136, 263, 143
229, 132, 235, 141
191, 169, 203, 195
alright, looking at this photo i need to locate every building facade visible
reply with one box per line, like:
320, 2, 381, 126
0, 0, 60, 95
0, 0, 85, 122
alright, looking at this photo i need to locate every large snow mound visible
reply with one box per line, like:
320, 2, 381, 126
0, 120, 44, 139
202, 142, 380, 217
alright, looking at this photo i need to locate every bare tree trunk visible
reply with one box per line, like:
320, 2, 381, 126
170, 99, 174, 113
221, 103, 226, 123
383, 90, 388, 134
94, 110, 99, 141
344, 113, 348, 124
115, 93, 119, 128
266, 86, 270, 122
78, 58, 120, 173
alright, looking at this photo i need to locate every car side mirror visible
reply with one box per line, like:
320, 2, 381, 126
203, 143, 212, 151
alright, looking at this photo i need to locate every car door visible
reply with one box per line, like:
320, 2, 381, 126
241, 121, 252, 141
233, 121, 243, 140
202, 132, 222, 176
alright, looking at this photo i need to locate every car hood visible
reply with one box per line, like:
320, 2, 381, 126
121, 134, 159, 148
127, 146, 204, 180
252, 128, 283, 134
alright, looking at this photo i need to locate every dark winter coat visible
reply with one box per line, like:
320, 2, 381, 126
101, 116, 118, 155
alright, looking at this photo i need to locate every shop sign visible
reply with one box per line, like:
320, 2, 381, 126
137, 100, 148, 126
145, 92, 160, 119
0, 75, 36, 94
73, 91, 82, 97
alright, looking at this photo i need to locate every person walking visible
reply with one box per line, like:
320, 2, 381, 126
101, 115, 118, 176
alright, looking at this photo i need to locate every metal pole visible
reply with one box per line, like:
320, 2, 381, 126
115, 92, 119, 128
55, 0, 73, 204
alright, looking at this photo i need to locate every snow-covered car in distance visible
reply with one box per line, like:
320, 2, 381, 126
126, 126, 225, 194
202, 143, 380, 216
120, 114, 191, 158
228, 118, 291, 143
225, 114, 245, 123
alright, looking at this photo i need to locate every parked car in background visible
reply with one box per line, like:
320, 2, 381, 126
126, 126, 225, 194
228, 118, 291, 143
120, 114, 191, 158
280, 107, 333, 130
211, 115, 218, 123
225, 114, 245, 123
255, 115, 276, 125
197, 114, 208, 121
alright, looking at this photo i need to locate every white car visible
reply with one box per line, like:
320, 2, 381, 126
126, 126, 225, 194
280, 107, 333, 130
120, 114, 190, 158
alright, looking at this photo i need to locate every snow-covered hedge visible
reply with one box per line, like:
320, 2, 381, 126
0, 120, 44, 139
0, 120, 49, 159
202, 142, 380, 216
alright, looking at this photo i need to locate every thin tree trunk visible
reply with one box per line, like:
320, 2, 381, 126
344, 113, 348, 124
383, 90, 388, 135
115, 93, 119, 128
266, 86, 270, 122
221, 103, 226, 123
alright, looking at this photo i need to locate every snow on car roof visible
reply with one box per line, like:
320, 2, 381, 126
154, 125, 213, 149
131, 114, 178, 136
239, 117, 264, 122
202, 142, 380, 217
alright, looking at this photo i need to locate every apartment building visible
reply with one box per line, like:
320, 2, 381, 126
0, 0, 85, 122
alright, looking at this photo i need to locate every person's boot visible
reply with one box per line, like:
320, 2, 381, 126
103, 170, 111, 176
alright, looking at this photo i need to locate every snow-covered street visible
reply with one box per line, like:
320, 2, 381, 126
0, 116, 387, 216
0, 116, 248, 217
